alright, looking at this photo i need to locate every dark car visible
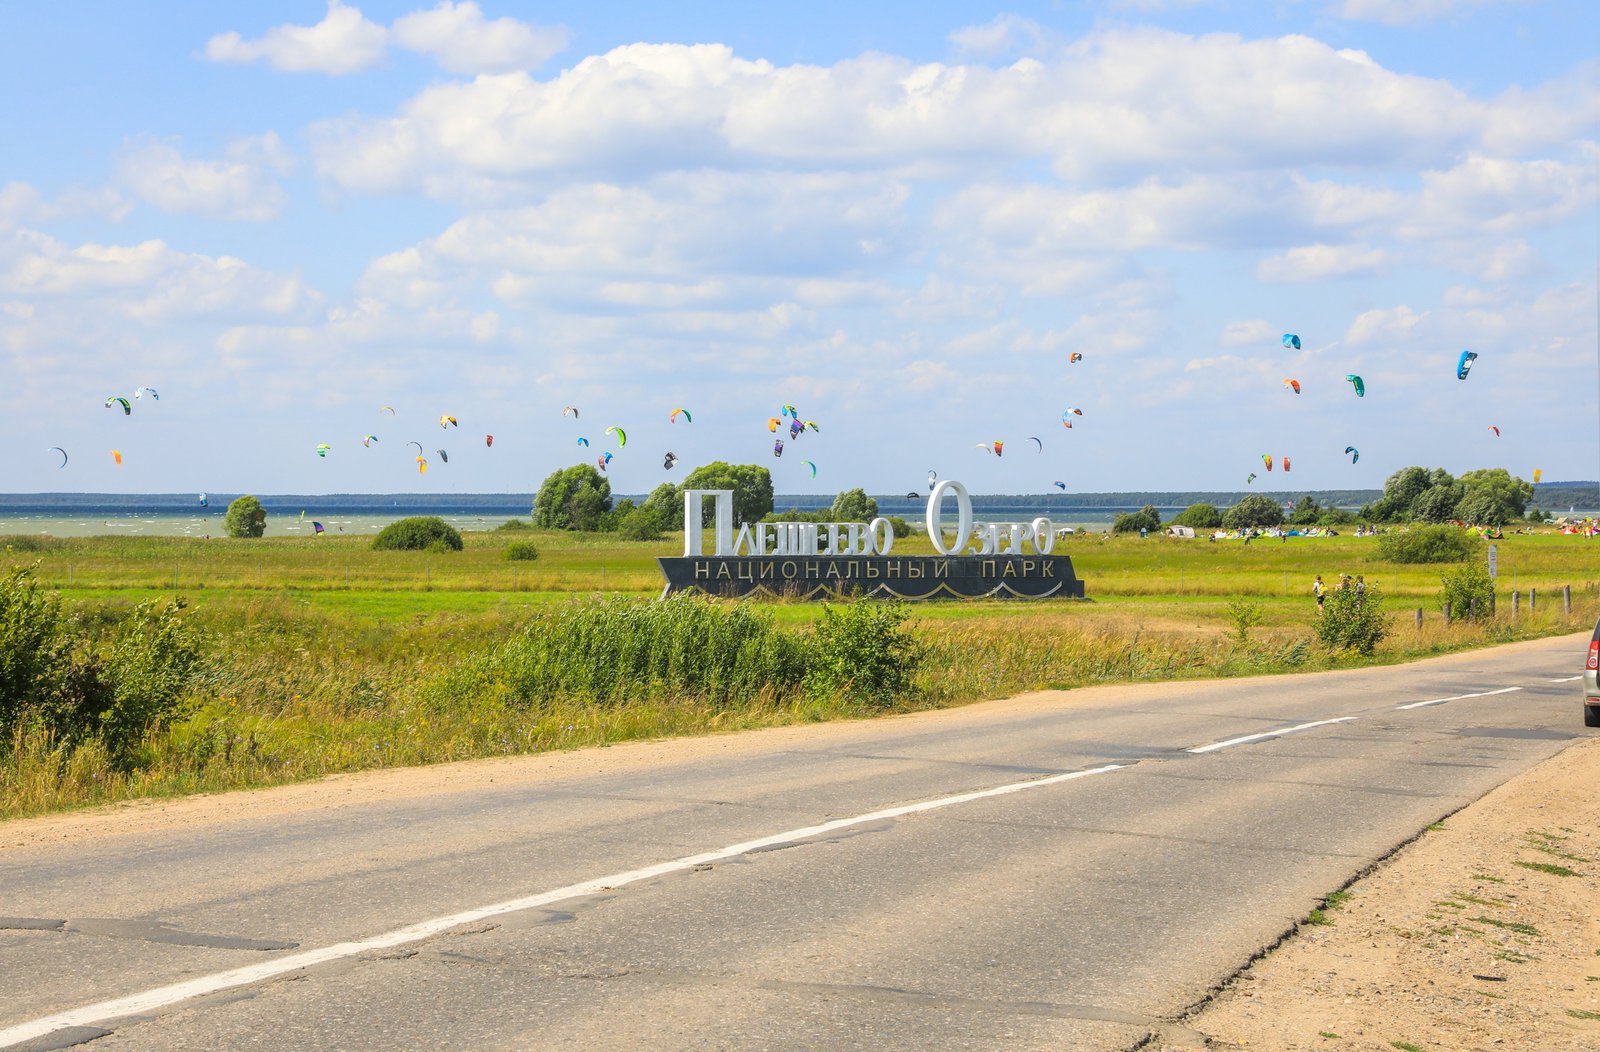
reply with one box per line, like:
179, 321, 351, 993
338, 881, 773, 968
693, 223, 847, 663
1586, 615, 1599, 728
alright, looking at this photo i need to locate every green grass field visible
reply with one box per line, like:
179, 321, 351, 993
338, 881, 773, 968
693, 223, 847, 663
3, 525, 1596, 819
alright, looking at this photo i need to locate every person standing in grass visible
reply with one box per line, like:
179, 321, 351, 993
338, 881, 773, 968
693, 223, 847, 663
1313, 574, 1325, 614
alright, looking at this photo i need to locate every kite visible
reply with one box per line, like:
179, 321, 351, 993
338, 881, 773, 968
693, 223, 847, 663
1457, 350, 1477, 380
767, 417, 782, 432
789, 420, 804, 439
1053, 481, 1067, 490
1262, 454, 1273, 471
928, 470, 937, 491
363, 435, 377, 448
1247, 473, 1257, 484
1487, 425, 1500, 437
48, 447, 67, 468
1062, 420, 1073, 429
781, 404, 798, 419
1533, 468, 1542, 484
439, 415, 458, 429
380, 405, 396, 416
670, 408, 691, 423
773, 439, 784, 457
801, 460, 817, 478
312, 521, 325, 536
1283, 379, 1301, 394
436, 449, 449, 463
576, 437, 590, 447
1346, 374, 1364, 397
1345, 446, 1359, 463
134, 387, 159, 401
905, 491, 920, 499
605, 425, 627, 447
416, 457, 428, 474
1028, 436, 1043, 452
406, 441, 424, 456
1283, 334, 1301, 350
804, 421, 820, 432
485, 435, 493, 447
111, 450, 122, 465
1282, 456, 1291, 472
994, 441, 1004, 457
598, 452, 612, 470
315, 444, 331, 457
198, 493, 208, 507
563, 406, 579, 418
1069, 352, 1083, 363
663, 452, 679, 470
105, 396, 131, 415
1063, 407, 1084, 419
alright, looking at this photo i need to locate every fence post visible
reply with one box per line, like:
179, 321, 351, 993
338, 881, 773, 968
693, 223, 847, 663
1443, 601, 1452, 626
1415, 608, 1423, 629
1512, 590, 1519, 617
1529, 588, 1536, 615
1565, 585, 1572, 616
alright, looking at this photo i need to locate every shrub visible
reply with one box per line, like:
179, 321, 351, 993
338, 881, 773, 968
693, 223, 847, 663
224, 496, 266, 539
1172, 503, 1222, 529
1440, 562, 1494, 621
503, 541, 541, 562
439, 594, 807, 705
371, 516, 463, 552
1375, 525, 1478, 564
617, 506, 664, 541
1, 567, 198, 761
1226, 598, 1264, 645
1112, 505, 1162, 534
1222, 495, 1285, 530
803, 600, 921, 707
494, 519, 534, 532
885, 515, 914, 539
1315, 583, 1388, 655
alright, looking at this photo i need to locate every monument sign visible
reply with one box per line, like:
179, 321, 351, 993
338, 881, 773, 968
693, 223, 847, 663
657, 480, 1086, 600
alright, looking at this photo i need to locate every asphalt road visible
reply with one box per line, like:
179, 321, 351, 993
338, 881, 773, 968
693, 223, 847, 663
2, 632, 1593, 1051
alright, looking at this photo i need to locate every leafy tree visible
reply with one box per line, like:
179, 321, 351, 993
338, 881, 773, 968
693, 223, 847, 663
830, 488, 879, 522
224, 495, 266, 538
1171, 503, 1222, 529
1366, 466, 1435, 522
1411, 483, 1463, 523
1287, 496, 1323, 526
1112, 504, 1162, 534
680, 462, 774, 525
533, 464, 613, 531
1221, 494, 1285, 529
1455, 468, 1533, 527
618, 506, 665, 541
642, 483, 681, 527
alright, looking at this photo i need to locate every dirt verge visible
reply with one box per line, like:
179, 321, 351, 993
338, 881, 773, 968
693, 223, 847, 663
1186, 736, 1600, 1051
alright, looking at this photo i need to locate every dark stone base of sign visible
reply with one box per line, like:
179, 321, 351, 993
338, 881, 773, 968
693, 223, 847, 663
658, 554, 1086, 600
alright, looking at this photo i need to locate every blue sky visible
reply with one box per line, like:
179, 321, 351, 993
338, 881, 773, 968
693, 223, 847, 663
4, 0, 1595, 497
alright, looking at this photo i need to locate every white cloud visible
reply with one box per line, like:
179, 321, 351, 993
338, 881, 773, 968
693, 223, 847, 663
310, 29, 1580, 197
1332, 0, 1499, 26
948, 15, 1047, 58
1220, 320, 1276, 347
117, 134, 293, 221
1344, 304, 1427, 346
1256, 243, 1389, 282
0, 181, 129, 233
204, 1, 388, 76
0, 229, 316, 321
392, 1, 567, 74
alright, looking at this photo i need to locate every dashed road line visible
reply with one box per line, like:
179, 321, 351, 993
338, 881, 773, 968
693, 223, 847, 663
1395, 686, 1521, 710
1187, 717, 1358, 754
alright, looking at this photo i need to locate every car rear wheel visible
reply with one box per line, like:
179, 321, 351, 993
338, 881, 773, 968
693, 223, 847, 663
1587, 705, 1600, 728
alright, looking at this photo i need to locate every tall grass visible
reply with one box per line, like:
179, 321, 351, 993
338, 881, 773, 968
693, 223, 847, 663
4, 532, 1597, 820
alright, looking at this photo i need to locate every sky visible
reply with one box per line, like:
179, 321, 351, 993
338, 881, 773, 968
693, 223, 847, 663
3, 0, 1596, 498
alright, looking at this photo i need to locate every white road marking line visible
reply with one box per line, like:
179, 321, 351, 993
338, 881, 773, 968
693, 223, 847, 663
1547, 676, 1582, 683
0, 763, 1130, 1050
1395, 686, 1522, 710
1186, 717, 1358, 754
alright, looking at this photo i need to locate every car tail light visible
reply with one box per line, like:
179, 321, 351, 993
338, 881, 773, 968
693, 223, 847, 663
1589, 639, 1599, 671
